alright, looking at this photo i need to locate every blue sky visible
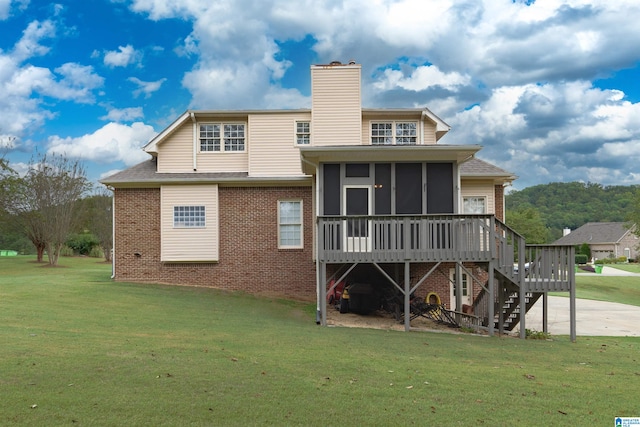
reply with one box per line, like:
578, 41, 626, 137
1, 0, 640, 190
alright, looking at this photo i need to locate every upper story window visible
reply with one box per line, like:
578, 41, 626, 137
174, 205, 206, 228
371, 122, 417, 145
296, 121, 310, 145
199, 123, 245, 152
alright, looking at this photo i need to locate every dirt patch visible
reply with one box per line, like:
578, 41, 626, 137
325, 306, 459, 333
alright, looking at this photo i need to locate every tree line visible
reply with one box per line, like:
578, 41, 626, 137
506, 181, 640, 244
0, 153, 112, 265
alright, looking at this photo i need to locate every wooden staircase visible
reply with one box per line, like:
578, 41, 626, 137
469, 219, 574, 335
472, 281, 540, 332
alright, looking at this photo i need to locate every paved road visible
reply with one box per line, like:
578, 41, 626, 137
524, 266, 640, 337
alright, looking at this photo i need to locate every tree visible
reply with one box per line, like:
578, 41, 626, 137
84, 189, 113, 262
628, 187, 640, 244
9, 154, 90, 265
506, 207, 550, 244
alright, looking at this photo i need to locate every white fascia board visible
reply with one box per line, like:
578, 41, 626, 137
143, 111, 192, 154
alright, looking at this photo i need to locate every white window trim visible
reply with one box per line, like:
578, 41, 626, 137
198, 122, 247, 153
370, 120, 419, 145
295, 121, 311, 145
173, 205, 206, 228
278, 199, 304, 249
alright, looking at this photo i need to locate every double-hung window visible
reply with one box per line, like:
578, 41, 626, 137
278, 200, 303, 248
371, 123, 393, 145
200, 123, 245, 152
296, 121, 310, 145
371, 122, 417, 145
200, 124, 220, 151
463, 197, 486, 214
174, 206, 206, 228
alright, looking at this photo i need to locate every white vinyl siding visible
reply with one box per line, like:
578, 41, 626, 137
156, 121, 194, 172
278, 200, 303, 248
248, 113, 308, 176
161, 185, 219, 262
311, 65, 362, 146
460, 180, 495, 215
422, 120, 437, 145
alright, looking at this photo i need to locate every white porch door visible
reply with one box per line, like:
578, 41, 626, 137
449, 269, 472, 310
343, 185, 372, 252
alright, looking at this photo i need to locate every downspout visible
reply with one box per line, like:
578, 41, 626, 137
108, 185, 116, 279
191, 112, 197, 171
300, 155, 322, 324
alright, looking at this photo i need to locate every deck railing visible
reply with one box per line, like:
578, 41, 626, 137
317, 214, 496, 263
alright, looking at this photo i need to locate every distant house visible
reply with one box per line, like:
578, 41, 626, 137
101, 61, 576, 338
554, 222, 638, 261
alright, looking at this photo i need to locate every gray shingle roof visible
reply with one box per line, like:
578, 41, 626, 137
101, 154, 515, 187
554, 222, 634, 245
99, 159, 309, 187
460, 157, 516, 180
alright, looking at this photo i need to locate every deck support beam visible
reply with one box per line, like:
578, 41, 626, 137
404, 261, 411, 332
570, 254, 576, 342
488, 261, 495, 336
542, 292, 548, 334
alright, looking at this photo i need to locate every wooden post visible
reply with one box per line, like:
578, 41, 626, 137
404, 261, 411, 332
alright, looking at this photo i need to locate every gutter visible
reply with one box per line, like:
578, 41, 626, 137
108, 185, 116, 279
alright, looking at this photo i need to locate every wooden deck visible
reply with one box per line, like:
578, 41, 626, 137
316, 214, 576, 339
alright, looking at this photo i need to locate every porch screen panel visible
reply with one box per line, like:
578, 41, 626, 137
426, 163, 454, 214
374, 163, 391, 215
323, 163, 340, 215
395, 163, 422, 214
345, 163, 369, 177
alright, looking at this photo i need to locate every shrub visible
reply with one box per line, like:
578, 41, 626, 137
60, 245, 75, 257
575, 254, 588, 265
525, 329, 551, 340
616, 256, 627, 264
88, 246, 104, 258
65, 233, 100, 256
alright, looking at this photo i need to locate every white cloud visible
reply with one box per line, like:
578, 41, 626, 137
0, 0, 11, 19
12, 19, 55, 61
46, 122, 157, 166
128, 76, 166, 98
44, 63, 104, 102
374, 65, 470, 92
100, 107, 144, 122
103, 44, 142, 68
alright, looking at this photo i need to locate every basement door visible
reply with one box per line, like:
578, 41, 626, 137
343, 185, 372, 252
449, 269, 472, 310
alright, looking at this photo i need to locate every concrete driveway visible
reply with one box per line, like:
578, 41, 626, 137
523, 266, 640, 337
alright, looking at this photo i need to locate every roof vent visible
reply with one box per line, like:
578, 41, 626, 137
329, 60, 342, 65
348, 59, 356, 65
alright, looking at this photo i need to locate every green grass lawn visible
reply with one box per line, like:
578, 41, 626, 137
608, 263, 640, 274
1, 256, 639, 426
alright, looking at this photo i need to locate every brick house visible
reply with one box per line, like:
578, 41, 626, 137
555, 222, 638, 261
102, 62, 575, 338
